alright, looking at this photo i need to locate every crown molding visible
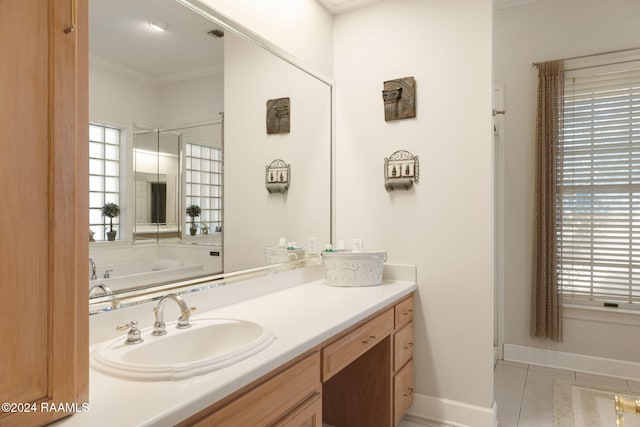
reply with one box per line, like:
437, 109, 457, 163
316, 0, 386, 15
89, 55, 223, 86
317, 0, 541, 14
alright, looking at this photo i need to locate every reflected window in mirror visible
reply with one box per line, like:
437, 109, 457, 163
185, 142, 223, 236
89, 123, 122, 241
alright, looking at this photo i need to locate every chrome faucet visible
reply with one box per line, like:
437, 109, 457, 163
89, 258, 97, 281
89, 284, 117, 309
151, 294, 196, 336
89, 283, 113, 297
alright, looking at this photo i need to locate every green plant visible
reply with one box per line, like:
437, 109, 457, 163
101, 202, 120, 232
186, 204, 201, 228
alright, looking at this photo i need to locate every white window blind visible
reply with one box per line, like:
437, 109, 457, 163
558, 58, 640, 308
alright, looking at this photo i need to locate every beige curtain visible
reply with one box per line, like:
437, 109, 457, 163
532, 60, 564, 341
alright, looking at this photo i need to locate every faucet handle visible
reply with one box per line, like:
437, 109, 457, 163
115, 320, 144, 345
182, 306, 197, 317
177, 306, 197, 329
103, 269, 113, 279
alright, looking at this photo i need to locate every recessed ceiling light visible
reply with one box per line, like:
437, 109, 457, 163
148, 21, 169, 32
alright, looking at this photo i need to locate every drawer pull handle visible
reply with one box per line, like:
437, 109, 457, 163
402, 309, 413, 316
403, 342, 414, 350
362, 335, 376, 344
404, 388, 414, 397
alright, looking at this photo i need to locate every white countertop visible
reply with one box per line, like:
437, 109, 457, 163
56, 268, 416, 427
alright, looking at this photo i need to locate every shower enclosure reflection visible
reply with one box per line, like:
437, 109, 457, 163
87, 121, 226, 293
132, 121, 222, 243
133, 126, 180, 240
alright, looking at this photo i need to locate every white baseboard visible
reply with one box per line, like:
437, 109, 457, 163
503, 343, 640, 381
405, 392, 497, 427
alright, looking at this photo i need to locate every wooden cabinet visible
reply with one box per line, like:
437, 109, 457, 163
322, 294, 415, 427
0, 1, 88, 426
179, 292, 415, 427
178, 352, 321, 427
274, 394, 322, 427
395, 294, 414, 328
322, 308, 394, 381
394, 321, 414, 371
393, 295, 415, 425
394, 360, 414, 426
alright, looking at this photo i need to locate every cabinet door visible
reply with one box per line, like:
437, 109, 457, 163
394, 295, 414, 328
274, 394, 322, 427
394, 360, 414, 426
394, 322, 414, 372
0, 0, 88, 425
185, 353, 321, 427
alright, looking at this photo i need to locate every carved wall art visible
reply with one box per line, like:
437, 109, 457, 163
266, 97, 290, 134
382, 77, 416, 121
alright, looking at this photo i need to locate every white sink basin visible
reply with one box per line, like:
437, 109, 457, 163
91, 318, 276, 380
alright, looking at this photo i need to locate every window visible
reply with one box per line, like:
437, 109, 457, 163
558, 57, 640, 308
89, 124, 121, 241
185, 142, 222, 233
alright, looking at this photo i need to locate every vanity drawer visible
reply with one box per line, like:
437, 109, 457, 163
394, 321, 414, 372
189, 352, 320, 427
394, 359, 414, 426
274, 393, 322, 427
322, 308, 394, 381
394, 295, 414, 328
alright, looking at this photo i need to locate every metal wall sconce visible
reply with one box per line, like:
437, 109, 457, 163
266, 159, 290, 194
384, 150, 419, 191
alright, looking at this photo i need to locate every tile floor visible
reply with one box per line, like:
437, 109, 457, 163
398, 419, 430, 427
494, 360, 640, 426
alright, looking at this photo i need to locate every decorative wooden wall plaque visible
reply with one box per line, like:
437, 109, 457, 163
382, 77, 416, 121
266, 97, 290, 134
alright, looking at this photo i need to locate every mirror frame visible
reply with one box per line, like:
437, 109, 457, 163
89, 0, 335, 315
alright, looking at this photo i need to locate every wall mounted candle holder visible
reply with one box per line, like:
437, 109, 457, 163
384, 150, 419, 191
266, 159, 290, 193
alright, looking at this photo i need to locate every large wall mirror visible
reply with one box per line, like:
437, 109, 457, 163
88, 0, 332, 310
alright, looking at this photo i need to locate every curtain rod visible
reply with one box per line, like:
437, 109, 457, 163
531, 46, 640, 68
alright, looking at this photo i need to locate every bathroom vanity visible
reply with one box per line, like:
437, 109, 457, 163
180, 294, 415, 427
57, 265, 416, 427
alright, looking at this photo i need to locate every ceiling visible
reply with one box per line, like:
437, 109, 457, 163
89, 0, 224, 83
316, 0, 386, 14
90, 0, 536, 82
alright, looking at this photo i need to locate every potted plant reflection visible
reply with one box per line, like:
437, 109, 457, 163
101, 202, 120, 241
186, 204, 201, 236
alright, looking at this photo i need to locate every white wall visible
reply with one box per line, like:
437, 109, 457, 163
159, 73, 224, 127
334, 0, 494, 424
224, 32, 331, 272
495, 0, 640, 363
199, 0, 333, 77
89, 64, 160, 128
